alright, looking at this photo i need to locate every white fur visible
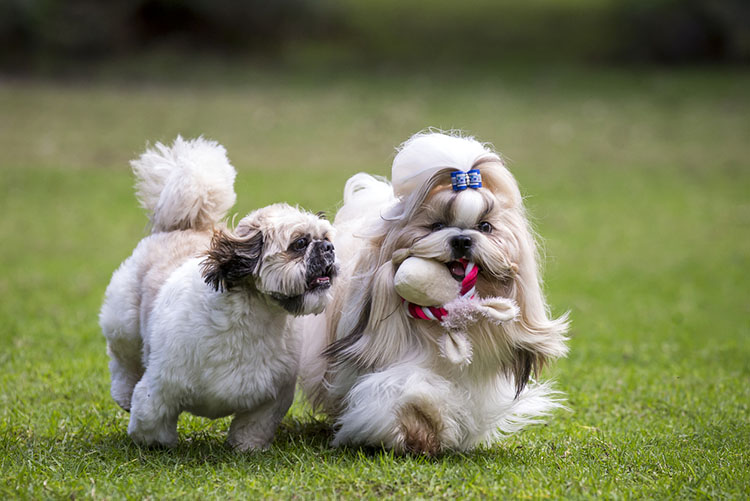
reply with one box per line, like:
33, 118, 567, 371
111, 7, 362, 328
391, 131, 499, 198
132, 136, 237, 232
452, 189, 485, 228
300, 131, 569, 454
125, 258, 300, 449
332, 363, 564, 451
101, 137, 336, 451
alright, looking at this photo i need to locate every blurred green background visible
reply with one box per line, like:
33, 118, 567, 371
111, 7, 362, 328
1, 0, 749, 69
1, 1, 749, 499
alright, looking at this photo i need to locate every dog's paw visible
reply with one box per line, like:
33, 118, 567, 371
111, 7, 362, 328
128, 427, 178, 448
396, 402, 442, 457
227, 435, 272, 453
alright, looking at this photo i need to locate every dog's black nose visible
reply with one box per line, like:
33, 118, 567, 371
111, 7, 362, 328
450, 235, 473, 257
315, 240, 335, 263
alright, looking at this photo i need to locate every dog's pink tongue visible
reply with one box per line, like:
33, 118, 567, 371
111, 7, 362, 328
449, 261, 466, 279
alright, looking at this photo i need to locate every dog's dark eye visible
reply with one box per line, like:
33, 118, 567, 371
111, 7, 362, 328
477, 221, 493, 233
290, 237, 309, 252
430, 222, 446, 232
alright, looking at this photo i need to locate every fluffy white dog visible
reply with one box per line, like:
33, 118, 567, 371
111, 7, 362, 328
100, 137, 337, 451
300, 131, 569, 455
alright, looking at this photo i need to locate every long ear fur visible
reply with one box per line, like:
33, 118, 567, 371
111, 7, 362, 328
465, 160, 568, 397
201, 228, 264, 292
324, 259, 412, 370
501, 210, 569, 397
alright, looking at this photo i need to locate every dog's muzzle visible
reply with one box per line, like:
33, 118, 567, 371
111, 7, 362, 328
306, 240, 337, 290
450, 235, 473, 260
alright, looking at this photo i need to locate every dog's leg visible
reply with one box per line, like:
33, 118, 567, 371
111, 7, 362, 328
100, 264, 145, 412
332, 366, 464, 454
106, 341, 143, 411
396, 400, 443, 456
227, 382, 295, 452
127, 376, 180, 447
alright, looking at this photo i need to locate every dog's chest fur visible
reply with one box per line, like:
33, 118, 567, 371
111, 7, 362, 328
184, 316, 297, 419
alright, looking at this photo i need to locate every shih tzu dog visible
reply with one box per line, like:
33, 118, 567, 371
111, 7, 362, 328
300, 131, 569, 455
100, 137, 337, 451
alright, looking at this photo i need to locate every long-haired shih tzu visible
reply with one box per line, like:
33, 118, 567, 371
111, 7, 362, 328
300, 131, 569, 455
100, 137, 337, 451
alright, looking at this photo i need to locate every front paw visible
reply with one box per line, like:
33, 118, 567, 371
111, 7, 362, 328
227, 435, 272, 452
128, 426, 178, 448
396, 402, 443, 456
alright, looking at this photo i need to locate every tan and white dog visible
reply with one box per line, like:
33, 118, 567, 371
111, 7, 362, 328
100, 137, 336, 451
300, 131, 568, 455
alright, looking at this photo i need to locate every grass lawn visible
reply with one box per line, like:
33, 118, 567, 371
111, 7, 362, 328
1, 64, 748, 498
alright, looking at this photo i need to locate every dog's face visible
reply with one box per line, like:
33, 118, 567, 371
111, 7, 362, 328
389, 163, 526, 302
202, 203, 337, 315
322, 162, 561, 387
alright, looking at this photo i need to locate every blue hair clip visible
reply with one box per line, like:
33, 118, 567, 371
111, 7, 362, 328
451, 171, 468, 191
467, 169, 482, 189
452, 169, 482, 191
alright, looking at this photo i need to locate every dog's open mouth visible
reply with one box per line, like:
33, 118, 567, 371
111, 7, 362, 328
446, 259, 481, 286
307, 271, 333, 291
447, 260, 469, 282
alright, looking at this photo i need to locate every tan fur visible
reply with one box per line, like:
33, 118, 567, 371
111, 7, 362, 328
397, 403, 442, 456
138, 230, 215, 333
104, 228, 215, 395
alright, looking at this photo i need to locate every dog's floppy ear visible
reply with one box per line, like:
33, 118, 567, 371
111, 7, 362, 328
201, 228, 264, 292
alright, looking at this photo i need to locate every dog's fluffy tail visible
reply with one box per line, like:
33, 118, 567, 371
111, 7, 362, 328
335, 173, 396, 226
131, 136, 237, 233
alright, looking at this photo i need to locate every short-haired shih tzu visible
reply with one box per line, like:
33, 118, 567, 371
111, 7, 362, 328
300, 131, 568, 455
100, 137, 336, 451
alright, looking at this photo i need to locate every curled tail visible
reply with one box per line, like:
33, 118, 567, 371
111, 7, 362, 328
131, 136, 237, 233
335, 173, 396, 226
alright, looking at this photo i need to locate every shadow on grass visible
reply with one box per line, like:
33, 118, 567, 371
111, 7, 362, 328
331, 442, 530, 466
91, 431, 234, 464
277, 415, 531, 467
85, 416, 334, 466
82, 415, 530, 470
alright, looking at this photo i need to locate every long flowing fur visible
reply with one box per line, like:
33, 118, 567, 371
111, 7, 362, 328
300, 131, 569, 454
